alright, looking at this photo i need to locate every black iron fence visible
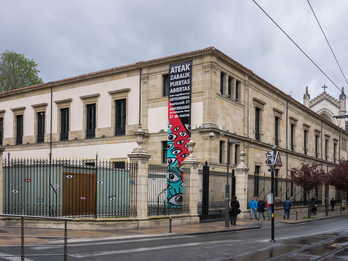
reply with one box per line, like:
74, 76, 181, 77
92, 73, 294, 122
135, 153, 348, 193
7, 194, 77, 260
147, 164, 189, 216
248, 173, 323, 208
3, 155, 137, 218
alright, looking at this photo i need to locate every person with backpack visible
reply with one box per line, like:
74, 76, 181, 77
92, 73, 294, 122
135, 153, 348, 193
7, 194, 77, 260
230, 196, 240, 225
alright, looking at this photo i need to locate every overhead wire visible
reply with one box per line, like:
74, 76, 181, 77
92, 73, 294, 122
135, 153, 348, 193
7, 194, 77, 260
252, 0, 344, 95
307, 0, 348, 86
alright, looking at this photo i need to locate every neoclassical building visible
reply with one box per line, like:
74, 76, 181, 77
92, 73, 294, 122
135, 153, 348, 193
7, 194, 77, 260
0, 47, 347, 205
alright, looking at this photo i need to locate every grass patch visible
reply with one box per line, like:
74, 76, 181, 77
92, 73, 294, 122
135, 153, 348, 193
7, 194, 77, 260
302, 217, 316, 220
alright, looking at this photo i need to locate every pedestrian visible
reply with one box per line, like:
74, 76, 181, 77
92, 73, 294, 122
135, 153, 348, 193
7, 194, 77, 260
342, 199, 346, 211
283, 197, 292, 219
266, 199, 272, 220
257, 198, 266, 220
330, 198, 335, 211
229, 198, 232, 220
310, 197, 316, 215
249, 197, 258, 220
230, 196, 240, 225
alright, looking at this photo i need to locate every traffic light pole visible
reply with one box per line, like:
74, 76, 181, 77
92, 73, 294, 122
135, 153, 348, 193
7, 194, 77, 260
271, 165, 275, 242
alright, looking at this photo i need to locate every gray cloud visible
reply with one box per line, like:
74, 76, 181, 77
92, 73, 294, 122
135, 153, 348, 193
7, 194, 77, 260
1, 0, 347, 104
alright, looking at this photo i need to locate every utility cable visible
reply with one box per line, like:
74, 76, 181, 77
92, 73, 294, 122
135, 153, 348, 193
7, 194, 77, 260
307, 0, 348, 86
252, 0, 344, 95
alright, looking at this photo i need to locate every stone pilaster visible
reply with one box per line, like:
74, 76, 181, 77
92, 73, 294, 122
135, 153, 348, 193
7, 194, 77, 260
235, 151, 249, 212
0, 147, 6, 214
128, 129, 151, 222
182, 141, 200, 216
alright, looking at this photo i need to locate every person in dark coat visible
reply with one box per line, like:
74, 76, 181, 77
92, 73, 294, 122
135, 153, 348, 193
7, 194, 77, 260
230, 196, 240, 225
310, 197, 316, 215
257, 198, 266, 220
283, 197, 292, 219
330, 198, 336, 211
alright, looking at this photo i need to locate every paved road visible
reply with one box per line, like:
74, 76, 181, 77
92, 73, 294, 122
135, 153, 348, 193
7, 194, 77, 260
1, 216, 347, 260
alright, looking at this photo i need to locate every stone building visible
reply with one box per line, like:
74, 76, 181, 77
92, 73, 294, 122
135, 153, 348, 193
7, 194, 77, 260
0, 46, 346, 207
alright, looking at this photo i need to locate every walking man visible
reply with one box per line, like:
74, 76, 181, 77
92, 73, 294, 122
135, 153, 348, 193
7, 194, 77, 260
257, 198, 266, 220
342, 199, 346, 211
330, 198, 335, 211
249, 197, 258, 220
283, 197, 292, 219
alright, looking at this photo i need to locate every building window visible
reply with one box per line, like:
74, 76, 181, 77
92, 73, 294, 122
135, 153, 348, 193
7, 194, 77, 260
86, 104, 96, 138
61, 108, 69, 141
0, 118, 3, 146
254, 166, 260, 197
115, 99, 126, 136
304, 130, 308, 155
290, 182, 294, 197
234, 144, 240, 165
255, 108, 260, 141
162, 141, 167, 164
16, 115, 23, 145
342, 137, 347, 151
290, 124, 295, 151
235, 80, 240, 101
275, 117, 279, 146
325, 139, 328, 161
228, 77, 232, 98
37, 112, 45, 143
334, 143, 337, 163
315, 135, 319, 158
113, 161, 125, 169
220, 72, 225, 95
163, 74, 169, 97
219, 140, 225, 164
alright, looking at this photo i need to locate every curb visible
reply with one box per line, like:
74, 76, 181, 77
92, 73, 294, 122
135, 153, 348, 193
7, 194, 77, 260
184, 226, 262, 236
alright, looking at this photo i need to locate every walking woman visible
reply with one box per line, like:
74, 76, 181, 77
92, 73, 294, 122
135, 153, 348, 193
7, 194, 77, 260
230, 196, 240, 225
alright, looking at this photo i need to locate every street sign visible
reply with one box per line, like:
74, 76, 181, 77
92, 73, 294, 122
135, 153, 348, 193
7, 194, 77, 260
274, 151, 282, 167
265, 151, 274, 166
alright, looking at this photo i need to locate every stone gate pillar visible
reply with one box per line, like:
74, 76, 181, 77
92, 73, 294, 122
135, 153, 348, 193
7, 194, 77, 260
128, 129, 151, 222
0, 147, 6, 214
235, 151, 249, 212
182, 141, 200, 217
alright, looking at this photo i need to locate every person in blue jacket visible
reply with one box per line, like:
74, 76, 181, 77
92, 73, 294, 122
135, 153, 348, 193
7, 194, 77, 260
283, 197, 292, 219
249, 197, 258, 220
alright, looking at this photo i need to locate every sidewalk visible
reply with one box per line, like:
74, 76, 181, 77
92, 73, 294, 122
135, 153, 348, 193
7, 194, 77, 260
0, 209, 346, 246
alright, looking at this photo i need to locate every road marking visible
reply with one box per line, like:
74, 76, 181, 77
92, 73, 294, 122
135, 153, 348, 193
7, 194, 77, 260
0, 252, 34, 261
31, 235, 196, 250
70, 239, 241, 258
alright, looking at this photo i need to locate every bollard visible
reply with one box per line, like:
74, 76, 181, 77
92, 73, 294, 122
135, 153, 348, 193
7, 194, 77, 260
169, 217, 172, 233
340, 206, 342, 214
296, 211, 298, 221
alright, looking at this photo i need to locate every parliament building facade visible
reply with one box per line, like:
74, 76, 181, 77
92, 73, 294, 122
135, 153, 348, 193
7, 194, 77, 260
0, 47, 347, 205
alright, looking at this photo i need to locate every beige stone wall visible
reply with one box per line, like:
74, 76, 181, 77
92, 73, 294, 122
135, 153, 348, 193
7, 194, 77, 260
1, 48, 348, 187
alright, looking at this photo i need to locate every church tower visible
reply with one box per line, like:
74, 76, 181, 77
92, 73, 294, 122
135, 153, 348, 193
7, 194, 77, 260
303, 86, 310, 108
303, 85, 347, 127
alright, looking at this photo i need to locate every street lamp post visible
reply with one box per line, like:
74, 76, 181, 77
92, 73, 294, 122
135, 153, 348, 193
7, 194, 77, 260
225, 138, 240, 228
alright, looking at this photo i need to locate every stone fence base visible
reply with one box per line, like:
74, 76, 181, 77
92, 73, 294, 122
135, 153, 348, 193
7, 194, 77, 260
0, 214, 200, 231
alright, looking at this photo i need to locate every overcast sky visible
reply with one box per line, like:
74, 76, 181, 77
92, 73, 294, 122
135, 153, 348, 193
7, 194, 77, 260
1, 0, 348, 104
